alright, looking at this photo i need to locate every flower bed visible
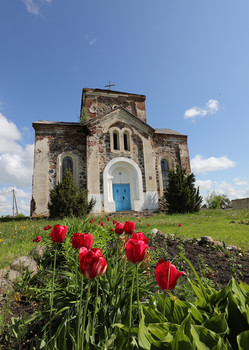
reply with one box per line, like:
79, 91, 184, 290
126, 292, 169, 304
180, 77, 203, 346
1, 217, 249, 349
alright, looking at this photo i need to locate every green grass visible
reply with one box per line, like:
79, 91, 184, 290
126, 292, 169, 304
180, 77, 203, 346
1, 209, 249, 268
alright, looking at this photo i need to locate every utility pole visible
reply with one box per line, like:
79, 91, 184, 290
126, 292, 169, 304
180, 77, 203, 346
12, 188, 18, 217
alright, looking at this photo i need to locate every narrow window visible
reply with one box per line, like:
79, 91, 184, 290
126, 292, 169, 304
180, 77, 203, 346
124, 132, 129, 151
113, 132, 119, 150
161, 159, 169, 191
62, 156, 73, 178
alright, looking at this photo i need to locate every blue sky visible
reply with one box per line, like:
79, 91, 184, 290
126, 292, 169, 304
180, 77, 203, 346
0, 0, 248, 215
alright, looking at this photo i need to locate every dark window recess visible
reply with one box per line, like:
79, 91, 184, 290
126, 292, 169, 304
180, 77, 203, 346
124, 133, 129, 151
161, 159, 169, 191
62, 157, 73, 177
113, 132, 119, 150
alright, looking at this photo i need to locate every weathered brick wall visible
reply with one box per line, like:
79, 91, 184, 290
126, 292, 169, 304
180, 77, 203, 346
232, 198, 249, 210
82, 89, 147, 123
36, 125, 87, 191
87, 121, 147, 194
152, 134, 190, 194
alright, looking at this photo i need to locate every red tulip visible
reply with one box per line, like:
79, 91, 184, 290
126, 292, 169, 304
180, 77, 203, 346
79, 248, 107, 279
113, 220, 117, 225
155, 259, 187, 290
90, 218, 94, 223
125, 238, 150, 264
147, 224, 150, 227
124, 221, 135, 235
44, 225, 52, 231
33, 235, 41, 242
72, 232, 94, 249
110, 228, 114, 232
115, 222, 125, 235
107, 217, 110, 221
49, 224, 68, 243
131, 232, 149, 244
178, 224, 182, 227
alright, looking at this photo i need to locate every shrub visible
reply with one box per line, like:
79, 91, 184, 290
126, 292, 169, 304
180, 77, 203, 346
164, 166, 202, 213
48, 169, 95, 218
205, 191, 231, 209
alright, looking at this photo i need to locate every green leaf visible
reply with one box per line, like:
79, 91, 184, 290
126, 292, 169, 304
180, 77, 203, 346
203, 313, 228, 335
171, 315, 194, 350
191, 325, 226, 349
142, 305, 165, 323
237, 330, 249, 350
138, 309, 152, 350
34, 335, 46, 350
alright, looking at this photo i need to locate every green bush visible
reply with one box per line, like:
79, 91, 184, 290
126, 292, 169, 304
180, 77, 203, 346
164, 166, 202, 213
48, 169, 95, 218
206, 191, 231, 209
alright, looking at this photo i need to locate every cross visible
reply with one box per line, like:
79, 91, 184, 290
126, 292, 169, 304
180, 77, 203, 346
105, 81, 116, 90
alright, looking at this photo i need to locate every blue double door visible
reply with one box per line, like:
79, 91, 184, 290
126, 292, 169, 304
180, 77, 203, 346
113, 184, 131, 211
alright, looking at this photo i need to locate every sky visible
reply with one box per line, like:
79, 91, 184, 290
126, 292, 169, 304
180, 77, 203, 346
0, 0, 249, 216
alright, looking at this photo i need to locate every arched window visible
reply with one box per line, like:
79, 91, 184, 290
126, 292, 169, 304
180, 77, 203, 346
123, 132, 129, 151
113, 131, 119, 150
161, 159, 169, 191
62, 156, 73, 178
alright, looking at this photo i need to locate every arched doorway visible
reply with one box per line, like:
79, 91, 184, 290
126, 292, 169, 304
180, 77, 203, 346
103, 157, 144, 212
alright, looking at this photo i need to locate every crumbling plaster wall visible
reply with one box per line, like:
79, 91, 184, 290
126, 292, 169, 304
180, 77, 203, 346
83, 90, 147, 123
32, 124, 87, 217
153, 134, 191, 197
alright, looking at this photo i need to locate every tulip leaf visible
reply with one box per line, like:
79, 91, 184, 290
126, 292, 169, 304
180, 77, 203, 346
189, 304, 205, 324
171, 315, 194, 350
203, 313, 228, 335
155, 293, 188, 324
190, 325, 227, 349
142, 305, 165, 323
237, 330, 249, 350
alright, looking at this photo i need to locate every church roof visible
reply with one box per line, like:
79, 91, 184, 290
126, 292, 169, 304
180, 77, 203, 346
154, 128, 187, 136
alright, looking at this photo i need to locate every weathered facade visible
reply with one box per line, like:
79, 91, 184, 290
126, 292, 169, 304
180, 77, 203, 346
31, 88, 191, 216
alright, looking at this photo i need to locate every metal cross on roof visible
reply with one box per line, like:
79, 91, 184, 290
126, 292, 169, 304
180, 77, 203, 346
105, 81, 116, 90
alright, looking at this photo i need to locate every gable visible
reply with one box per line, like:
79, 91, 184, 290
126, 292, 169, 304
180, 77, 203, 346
84, 106, 154, 135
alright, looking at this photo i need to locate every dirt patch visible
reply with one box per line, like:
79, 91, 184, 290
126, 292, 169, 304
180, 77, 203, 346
152, 234, 249, 287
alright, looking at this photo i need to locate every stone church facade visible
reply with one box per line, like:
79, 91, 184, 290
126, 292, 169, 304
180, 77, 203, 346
31, 88, 191, 216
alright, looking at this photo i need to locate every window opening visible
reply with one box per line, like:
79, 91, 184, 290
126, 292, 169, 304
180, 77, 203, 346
161, 159, 169, 191
113, 132, 119, 150
62, 157, 73, 178
124, 133, 129, 151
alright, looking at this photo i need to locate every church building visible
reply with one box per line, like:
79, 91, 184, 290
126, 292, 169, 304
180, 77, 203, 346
31, 88, 191, 216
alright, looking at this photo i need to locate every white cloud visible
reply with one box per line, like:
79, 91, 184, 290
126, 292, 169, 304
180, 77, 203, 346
196, 179, 213, 191
21, 0, 52, 15
184, 99, 219, 120
191, 155, 236, 174
0, 113, 34, 215
233, 177, 248, 186
0, 144, 34, 188
84, 34, 97, 45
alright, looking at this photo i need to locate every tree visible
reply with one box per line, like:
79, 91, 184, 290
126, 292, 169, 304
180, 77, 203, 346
205, 191, 231, 209
164, 166, 202, 213
48, 169, 95, 218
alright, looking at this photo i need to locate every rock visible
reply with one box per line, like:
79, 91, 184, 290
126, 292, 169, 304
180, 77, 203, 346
229, 221, 236, 224
150, 228, 159, 235
0, 268, 9, 278
11, 256, 39, 276
0, 278, 13, 299
7, 269, 22, 283
201, 236, 214, 244
213, 241, 223, 247
29, 245, 46, 260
